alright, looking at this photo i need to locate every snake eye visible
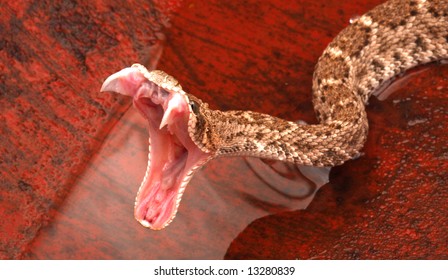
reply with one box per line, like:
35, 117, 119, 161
189, 100, 200, 115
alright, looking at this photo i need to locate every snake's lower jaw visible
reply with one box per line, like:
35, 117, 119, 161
133, 97, 211, 230
101, 67, 211, 230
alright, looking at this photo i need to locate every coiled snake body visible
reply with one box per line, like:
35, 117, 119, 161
101, 0, 448, 229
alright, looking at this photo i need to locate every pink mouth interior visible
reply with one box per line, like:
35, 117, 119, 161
101, 68, 210, 230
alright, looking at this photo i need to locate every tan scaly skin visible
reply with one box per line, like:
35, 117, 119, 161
101, 0, 448, 230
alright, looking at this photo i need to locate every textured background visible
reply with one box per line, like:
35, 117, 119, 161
1, 0, 447, 259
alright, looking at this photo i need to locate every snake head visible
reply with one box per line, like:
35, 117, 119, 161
101, 64, 212, 230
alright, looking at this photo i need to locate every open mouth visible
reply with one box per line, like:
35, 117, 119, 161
101, 65, 211, 230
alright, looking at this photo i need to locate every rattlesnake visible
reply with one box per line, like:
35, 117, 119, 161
101, 0, 448, 229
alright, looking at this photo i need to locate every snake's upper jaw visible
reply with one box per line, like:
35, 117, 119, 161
100, 67, 143, 96
101, 66, 211, 230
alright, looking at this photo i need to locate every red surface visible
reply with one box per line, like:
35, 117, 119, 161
1, 0, 447, 259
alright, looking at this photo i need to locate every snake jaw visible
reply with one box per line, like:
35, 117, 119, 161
101, 66, 211, 230
100, 67, 145, 96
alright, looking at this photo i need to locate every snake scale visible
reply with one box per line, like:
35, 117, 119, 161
101, 0, 448, 229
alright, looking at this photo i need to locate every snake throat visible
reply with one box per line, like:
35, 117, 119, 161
101, 67, 211, 230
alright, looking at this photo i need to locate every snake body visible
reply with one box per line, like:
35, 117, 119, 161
189, 0, 447, 166
102, 0, 448, 229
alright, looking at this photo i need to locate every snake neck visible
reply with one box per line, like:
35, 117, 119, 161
197, 101, 368, 167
